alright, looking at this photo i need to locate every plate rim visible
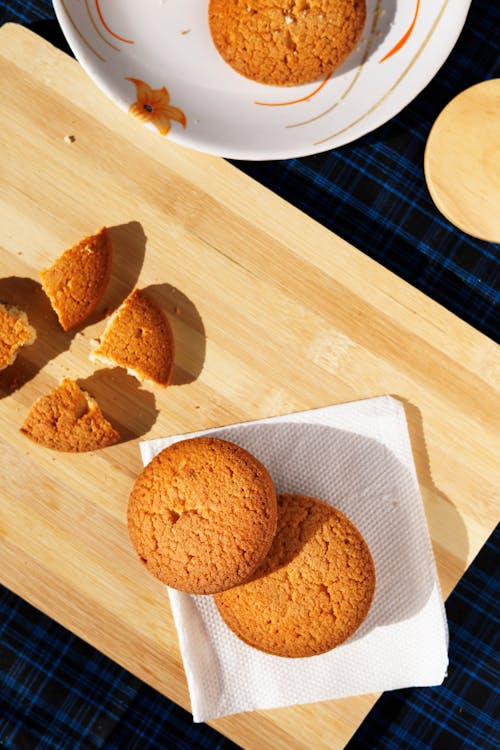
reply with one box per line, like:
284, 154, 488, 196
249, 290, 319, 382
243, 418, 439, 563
51, 0, 473, 160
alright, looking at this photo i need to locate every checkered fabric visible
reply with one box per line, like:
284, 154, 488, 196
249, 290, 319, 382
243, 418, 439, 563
346, 524, 500, 750
0, 0, 51, 23
1, 527, 498, 750
0, 587, 240, 749
0, 1, 499, 749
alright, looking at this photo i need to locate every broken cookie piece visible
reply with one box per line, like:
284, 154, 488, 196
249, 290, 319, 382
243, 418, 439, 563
20, 377, 120, 451
91, 288, 174, 387
0, 302, 36, 371
40, 227, 112, 331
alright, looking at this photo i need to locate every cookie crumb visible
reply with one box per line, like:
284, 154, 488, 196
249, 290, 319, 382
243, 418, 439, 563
63, 134, 76, 143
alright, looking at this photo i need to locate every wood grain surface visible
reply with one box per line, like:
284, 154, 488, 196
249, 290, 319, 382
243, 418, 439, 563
0, 24, 498, 750
424, 78, 500, 242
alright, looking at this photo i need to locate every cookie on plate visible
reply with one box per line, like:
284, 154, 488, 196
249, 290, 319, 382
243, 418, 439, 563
0, 303, 36, 370
20, 377, 120, 451
127, 437, 278, 594
40, 227, 112, 331
214, 493, 375, 657
208, 0, 366, 86
91, 288, 174, 387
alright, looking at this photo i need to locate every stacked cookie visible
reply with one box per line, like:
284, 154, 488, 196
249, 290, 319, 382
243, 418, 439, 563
128, 437, 375, 657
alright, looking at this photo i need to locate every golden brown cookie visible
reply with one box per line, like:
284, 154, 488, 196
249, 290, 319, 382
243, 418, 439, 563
91, 289, 174, 387
0, 303, 36, 370
20, 378, 120, 452
127, 437, 278, 594
208, 0, 366, 86
40, 227, 112, 331
215, 493, 375, 657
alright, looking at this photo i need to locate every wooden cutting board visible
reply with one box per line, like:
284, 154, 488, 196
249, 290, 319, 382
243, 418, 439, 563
0, 24, 498, 750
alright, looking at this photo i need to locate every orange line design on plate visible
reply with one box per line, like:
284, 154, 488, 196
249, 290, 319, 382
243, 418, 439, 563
84, 0, 121, 51
315, 0, 449, 145
286, 0, 382, 129
95, 0, 135, 44
255, 73, 332, 107
379, 0, 420, 62
60, 0, 105, 61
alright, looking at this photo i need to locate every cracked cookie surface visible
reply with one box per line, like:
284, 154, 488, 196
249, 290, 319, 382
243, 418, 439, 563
40, 227, 112, 331
91, 288, 174, 387
20, 378, 120, 452
0, 303, 36, 371
214, 493, 375, 656
208, 0, 366, 86
127, 437, 277, 594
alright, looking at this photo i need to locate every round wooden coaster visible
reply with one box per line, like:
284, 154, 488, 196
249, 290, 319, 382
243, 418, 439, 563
424, 79, 500, 242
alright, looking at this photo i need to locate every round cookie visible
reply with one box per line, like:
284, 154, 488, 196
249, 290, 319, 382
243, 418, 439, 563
127, 437, 277, 594
214, 494, 375, 657
208, 0, 366, 86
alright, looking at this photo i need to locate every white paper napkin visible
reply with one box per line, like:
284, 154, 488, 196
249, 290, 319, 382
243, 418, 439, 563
140, 396, 448, 722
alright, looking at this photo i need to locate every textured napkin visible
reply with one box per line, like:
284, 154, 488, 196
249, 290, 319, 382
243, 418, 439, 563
140, 396, 448, 722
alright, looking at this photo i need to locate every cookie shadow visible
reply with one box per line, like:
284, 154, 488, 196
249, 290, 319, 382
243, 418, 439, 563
205, 417, 467, 639
0, 276, 73, 398
83, 221, 147, 327
0, 222, 147, 397
78, 368, 159, 443
393, 394, 470, 590
329, 0, 397, 79
143, 283, 206, 385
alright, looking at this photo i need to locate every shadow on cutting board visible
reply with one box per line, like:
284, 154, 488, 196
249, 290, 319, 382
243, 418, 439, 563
74, 280, 206, 439
81, 221, 147, 327
78, 368, 159, 443
144, 283, 206, 386
0, 275, 64, 398
0, 221, 146, 399
395, 395, 471, 591
75, 277, 207, 439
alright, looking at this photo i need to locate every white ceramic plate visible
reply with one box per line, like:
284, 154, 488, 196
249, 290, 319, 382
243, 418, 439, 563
52, 0, 471, 160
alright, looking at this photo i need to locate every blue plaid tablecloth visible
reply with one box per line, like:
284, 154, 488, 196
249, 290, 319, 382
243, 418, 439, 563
1, 2, 499, 749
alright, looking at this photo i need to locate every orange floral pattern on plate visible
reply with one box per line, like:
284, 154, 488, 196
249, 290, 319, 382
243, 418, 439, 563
126, 78, 186, 136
